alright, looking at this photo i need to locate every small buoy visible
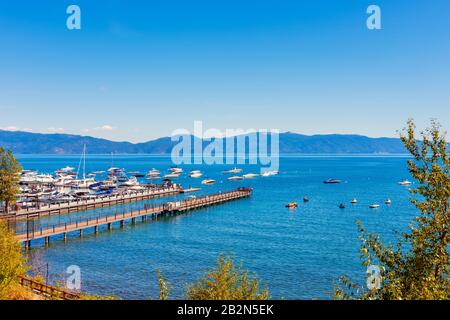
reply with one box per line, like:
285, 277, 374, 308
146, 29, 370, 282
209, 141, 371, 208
385, 198, 392, 205
303, 196, 309, 203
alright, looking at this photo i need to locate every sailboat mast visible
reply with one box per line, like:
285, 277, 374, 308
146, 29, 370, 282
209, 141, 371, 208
83, 144, 86, 180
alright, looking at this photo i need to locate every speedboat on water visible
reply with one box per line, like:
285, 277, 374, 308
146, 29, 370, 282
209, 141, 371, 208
164, 173, 181, 179
228, 176, 244, 181
369, 204, 380, 209
385, 198, 392, 205
169, 166, 183, 174
223, 167, 242, 174
201, 179, 216, 185
261, 170, 279, 177
147, 168, 160, 176
55, 166, 75, 174
286, 202, 298, 209
243, 173, 259, 179
351, 198, 358, 204
189, 170, 203, 178
119, 176, 139, 187
128, 171, 145, 177
323, 178, 342, 184
398, 180, 412, 186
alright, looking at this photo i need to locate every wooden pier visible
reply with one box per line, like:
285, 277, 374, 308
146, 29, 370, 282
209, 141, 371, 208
2, 185, 183, 221
16, 188, 252, 246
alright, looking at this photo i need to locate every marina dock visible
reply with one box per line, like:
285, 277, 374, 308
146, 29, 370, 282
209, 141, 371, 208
16, 187, 252, 246
1, 185, 183, 221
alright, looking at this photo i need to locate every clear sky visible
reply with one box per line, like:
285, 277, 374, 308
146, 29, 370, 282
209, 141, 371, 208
0, 0, 449, 142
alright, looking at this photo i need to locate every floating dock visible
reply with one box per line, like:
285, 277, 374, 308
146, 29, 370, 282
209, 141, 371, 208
16, 188, 252, 246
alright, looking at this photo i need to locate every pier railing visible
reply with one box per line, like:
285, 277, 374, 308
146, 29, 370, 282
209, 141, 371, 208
1, 185, 183, 220
18, 276, 81, 300
15, 188, 252, 244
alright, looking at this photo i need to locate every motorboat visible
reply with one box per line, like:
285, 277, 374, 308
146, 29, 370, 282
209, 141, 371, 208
303, 196, 309, 203
55, 166, 75, 174
398, 180, 412, 186
228, 176, 244, 181
351, 198, 358, 204
128, 171, 145, 177
243, 173, 259, 179
286, 202, 298, 209
339, 203, 346, 209
147, 168, 161, 176
164, 173, 181, 179
201, 179, 216, 185
369, 204, 380, 209
119, 176, 139, 187
169, 167, 183, 174
385, 198, 392, 205
261, 170, 279, 177
323, 178, 342, 184
189, 170, 203, 178
223, 167, 242, 174
20, 174, 54, 184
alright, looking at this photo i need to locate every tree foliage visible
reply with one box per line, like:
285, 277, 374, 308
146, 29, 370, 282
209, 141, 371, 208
0, 220, 26, 299
185, 255, 269, 300
335, 119, 450, 300
0, 148, 22, 213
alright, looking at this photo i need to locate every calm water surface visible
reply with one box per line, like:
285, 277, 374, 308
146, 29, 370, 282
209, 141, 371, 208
17, 155, 415, 299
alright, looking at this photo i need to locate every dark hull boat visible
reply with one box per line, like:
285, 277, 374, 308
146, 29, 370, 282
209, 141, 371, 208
323, 178, 342, 184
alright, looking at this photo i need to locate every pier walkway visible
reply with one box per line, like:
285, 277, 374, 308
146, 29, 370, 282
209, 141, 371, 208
1, 185, 183, 221
16, 188, 252, 246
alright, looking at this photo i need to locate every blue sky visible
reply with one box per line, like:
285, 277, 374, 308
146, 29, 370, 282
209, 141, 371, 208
0, 0, 449, 142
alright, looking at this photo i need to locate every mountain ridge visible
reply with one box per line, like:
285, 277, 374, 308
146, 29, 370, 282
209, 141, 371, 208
0, 129, 409, 154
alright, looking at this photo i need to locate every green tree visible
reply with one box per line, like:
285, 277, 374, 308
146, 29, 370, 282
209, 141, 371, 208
335, 120, 450, 300
186, 255, 269, 300
0, 148, 22, 214
0, 220, 26, 299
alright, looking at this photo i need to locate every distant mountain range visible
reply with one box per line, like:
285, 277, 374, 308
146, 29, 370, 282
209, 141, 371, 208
0, 130, 409, 154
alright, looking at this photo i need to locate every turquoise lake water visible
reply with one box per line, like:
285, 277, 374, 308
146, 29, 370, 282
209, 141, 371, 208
16, 154, 416, 299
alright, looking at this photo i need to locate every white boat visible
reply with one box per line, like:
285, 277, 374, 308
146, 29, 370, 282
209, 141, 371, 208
228, 176, 244, 181
147, 168, 160, 176
100, 178, 117, 190
201, 179, 216, 185
398, 180, 412, 186
385, 198, 392, 205
56, 166, 75, 174
260, 170, 279, 177
169, 167, 183, 174
351, 198, 358, 204
164, 173, 181, 179
20, 174, 54, 184
369, 204, 380, 209
243, 173, 259, 179
119, 176, 139, 187
189, 170, 203, 178
223, 167, 242, 174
